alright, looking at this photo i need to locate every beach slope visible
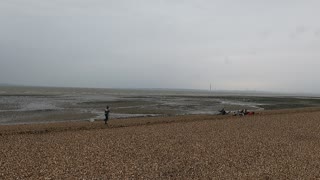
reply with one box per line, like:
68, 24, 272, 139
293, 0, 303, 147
1, 108, 320, 179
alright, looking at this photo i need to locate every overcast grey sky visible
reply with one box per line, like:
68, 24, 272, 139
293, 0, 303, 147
1, 0, 320, 93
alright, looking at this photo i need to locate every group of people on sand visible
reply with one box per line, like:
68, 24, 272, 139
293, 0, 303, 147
219, 108, 255, 116
232, 109, 255, 116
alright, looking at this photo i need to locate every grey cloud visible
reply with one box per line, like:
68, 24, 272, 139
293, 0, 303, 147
1, 0, 320, 93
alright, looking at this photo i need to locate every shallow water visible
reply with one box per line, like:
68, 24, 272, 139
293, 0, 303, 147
1, 86, 320, 124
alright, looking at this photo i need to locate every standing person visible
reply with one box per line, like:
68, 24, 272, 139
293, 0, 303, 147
104, 106, 110, 125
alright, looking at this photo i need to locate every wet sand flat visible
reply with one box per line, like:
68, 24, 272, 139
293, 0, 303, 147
3, 86, 320, 125
1, 108, 320, 179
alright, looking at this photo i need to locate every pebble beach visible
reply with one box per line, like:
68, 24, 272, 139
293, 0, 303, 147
1, 108, 320, 179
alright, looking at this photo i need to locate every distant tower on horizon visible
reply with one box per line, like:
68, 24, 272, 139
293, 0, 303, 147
210, 82, 216, 91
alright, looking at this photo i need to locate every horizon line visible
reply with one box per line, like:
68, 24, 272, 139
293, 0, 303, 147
1, 83, 320, 97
